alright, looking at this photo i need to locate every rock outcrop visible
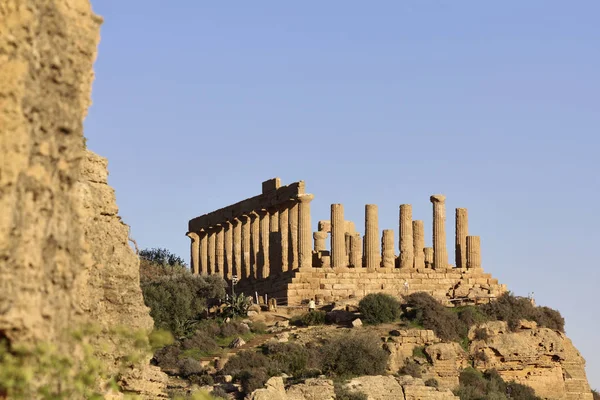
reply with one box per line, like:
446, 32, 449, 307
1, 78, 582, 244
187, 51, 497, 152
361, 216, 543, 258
0, 1, 166, 397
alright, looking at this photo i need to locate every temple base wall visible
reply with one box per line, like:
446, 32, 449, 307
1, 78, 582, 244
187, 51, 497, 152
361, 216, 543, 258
232, 267, 507, 306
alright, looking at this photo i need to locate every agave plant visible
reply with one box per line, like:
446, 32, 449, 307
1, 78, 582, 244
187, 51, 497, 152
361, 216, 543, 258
222, 293, 252, 318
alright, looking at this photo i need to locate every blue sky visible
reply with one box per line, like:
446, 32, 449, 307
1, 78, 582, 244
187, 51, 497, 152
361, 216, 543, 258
86, 1, 599, 388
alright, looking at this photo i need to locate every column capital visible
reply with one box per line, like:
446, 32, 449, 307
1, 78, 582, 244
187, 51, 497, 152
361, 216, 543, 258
256, 208, 269, 217
248, 211, 259, 220
430, 194, 446, 203
186, 231, 199, 240
296, 193, 314, 203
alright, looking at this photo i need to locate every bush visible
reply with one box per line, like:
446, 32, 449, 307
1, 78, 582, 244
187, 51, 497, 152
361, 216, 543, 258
249, 321, 268, 334
457, 306, 489, 327
412, 346, 427, 359
237, 368, 269, 394
298, 311, 326, 326
210, 386, 228, 399
178, 358, 205, 378
399, 360, 422, 378
141, 272, 226, 337
153, 344, 182, 372
454, 368, 541, 400
262, 342, 321, 377
358, 293, 402, 324
320, 332, 388, 378
403, 292, 467, 341
140, 248, 187, 267
182, 330, 219, 354
334, 383, 369, 400
424, 378, 439, 388
189, 374, 214, 386
473, 328, 489, 341
219, 320, 250, 338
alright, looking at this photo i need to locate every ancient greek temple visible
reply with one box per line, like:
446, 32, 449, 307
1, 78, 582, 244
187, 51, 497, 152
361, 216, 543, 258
187, 178, 505, 305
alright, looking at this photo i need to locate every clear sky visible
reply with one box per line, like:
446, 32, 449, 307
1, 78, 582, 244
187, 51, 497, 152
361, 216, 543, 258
86, 1, 599, 389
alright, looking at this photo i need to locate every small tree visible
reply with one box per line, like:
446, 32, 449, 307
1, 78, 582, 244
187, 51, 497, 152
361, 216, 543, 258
358, 293, 402, 324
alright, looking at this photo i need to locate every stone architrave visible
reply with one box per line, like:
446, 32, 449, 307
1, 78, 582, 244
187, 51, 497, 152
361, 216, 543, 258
313, 231, 327, 252
224, 221, 233, 279
199, 230, 208, 275
412, 220, 425, 269
186, 232, 199, 275
215, 225, 225, 277
297, 194, 314, 269
233, 218, 242, 278
269, 209, 281, 274
240, 215, 252, 279
207, 230, 216, 275
455, 208, 468, 269
382, 229, 395, 269
279, 207, 289, 272
331, 204, 345, 268
424, 247, 434, 268
289, 202, 299, 269
430, 195, 448, 270
249, 212, 260, 279
364, 204, 380, 270
258, 209, 270, 279
466, 235, 481, 270
399, 204, 414, 269
349, 233, 362, 268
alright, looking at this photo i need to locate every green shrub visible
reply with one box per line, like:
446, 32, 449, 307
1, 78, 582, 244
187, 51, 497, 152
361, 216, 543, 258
219, 320, 250, 338
249, 321, 268, 334
178, 358, 205, 378
454, 368, 541, 400
262, 342, 321, 377
320, 332, 388, 378
298, 311, 327, 326
424, 378, 439, 388
210, 386, 228, 399
456, 306, 489, 327
140, 247, 187, 267
221, 350, 273, 393
182, 330, 219, 355
403, 292, 467, 341
153, 344, 182, 372
358, 293, 402, 324
473, 328, 489, 341
189, 374, 214, 386
237, 368, 269, 394
141, 272, 226, 337
399, 360, 422, 378
412, 346, 427, 359
334, 383, 369, 400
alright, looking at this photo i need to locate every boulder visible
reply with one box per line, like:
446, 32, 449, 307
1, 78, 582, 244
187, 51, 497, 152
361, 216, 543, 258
229, 337, 246, 348
352, 318, 363, 328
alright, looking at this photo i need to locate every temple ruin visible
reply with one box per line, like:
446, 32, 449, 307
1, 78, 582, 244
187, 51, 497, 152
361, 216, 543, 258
187, 178, 506, 305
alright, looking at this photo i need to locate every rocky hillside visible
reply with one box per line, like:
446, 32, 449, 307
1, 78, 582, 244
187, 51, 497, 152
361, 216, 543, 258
0, 1, 166, 397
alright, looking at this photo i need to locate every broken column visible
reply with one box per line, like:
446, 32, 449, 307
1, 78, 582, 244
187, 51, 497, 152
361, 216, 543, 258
399, 204, 414, 269
207, 230, 216, 275
258, 209, 270, 279
186, 232, 199, 275
331, 204, 345, 268
412, 220, 425, 269
466, 235, 481, 270
199, 230, 208, 275
313, 231, 328, 252
233, 218, 242, 278
455, 208, 468, 269
382, 229, 395, 269
289, 202, 299, 269
349, 233, 362, 268
224, 222, 233, 279
215, 225, 225, 277
240, 215, 252, 279
364, 204, 380, 269
297, 194, 314, 269
250, 211, 260, 279
430, 195, 448, 270
279, 207, 289, 272
424, 247, 434, 268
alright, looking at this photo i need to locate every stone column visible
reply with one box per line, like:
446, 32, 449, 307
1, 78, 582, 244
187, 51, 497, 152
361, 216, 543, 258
250, 212, 260, 279
297, 194, 314, 269
313, 231, 327, 252
199, 230, 208, 275
349, 233, 362, 268
186, 232, 200, 275
330, 204, 345, 268
424, 247, 434, 268
412, 220, 425, 269
430, 195, 448, 270
399, 204, 414, 269
466, 235, 481, 270
240, 215, 251, 279
289, 202, 299, 269
232, 218, 242, 278
364, 204, 380, 269
215, 225, 225, 277
279, 207, 289, 272
345, 233, 352, 256
207, 229, 216, 275
382, 229, 395, 269
269, 209, 281, 274
224, 221, 233, 279
455, 208, 468, 269
258, 209, 270, 279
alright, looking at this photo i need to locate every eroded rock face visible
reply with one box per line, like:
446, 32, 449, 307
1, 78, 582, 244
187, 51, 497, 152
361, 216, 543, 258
0, 1, 166, 397
470, 321, 593, 400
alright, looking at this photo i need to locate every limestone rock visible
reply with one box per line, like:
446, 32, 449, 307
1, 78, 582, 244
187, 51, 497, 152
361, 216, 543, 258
397, 376, 458, 400
276, 332, 290, 342
286, 378, 336, 400
229, 337, 246, 348
345, 375, 404, 399
352, 318, 363, 328
249, 377, 287, 400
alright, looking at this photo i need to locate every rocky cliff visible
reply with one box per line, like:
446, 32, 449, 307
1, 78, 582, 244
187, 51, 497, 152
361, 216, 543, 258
0, 1, 166, 397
